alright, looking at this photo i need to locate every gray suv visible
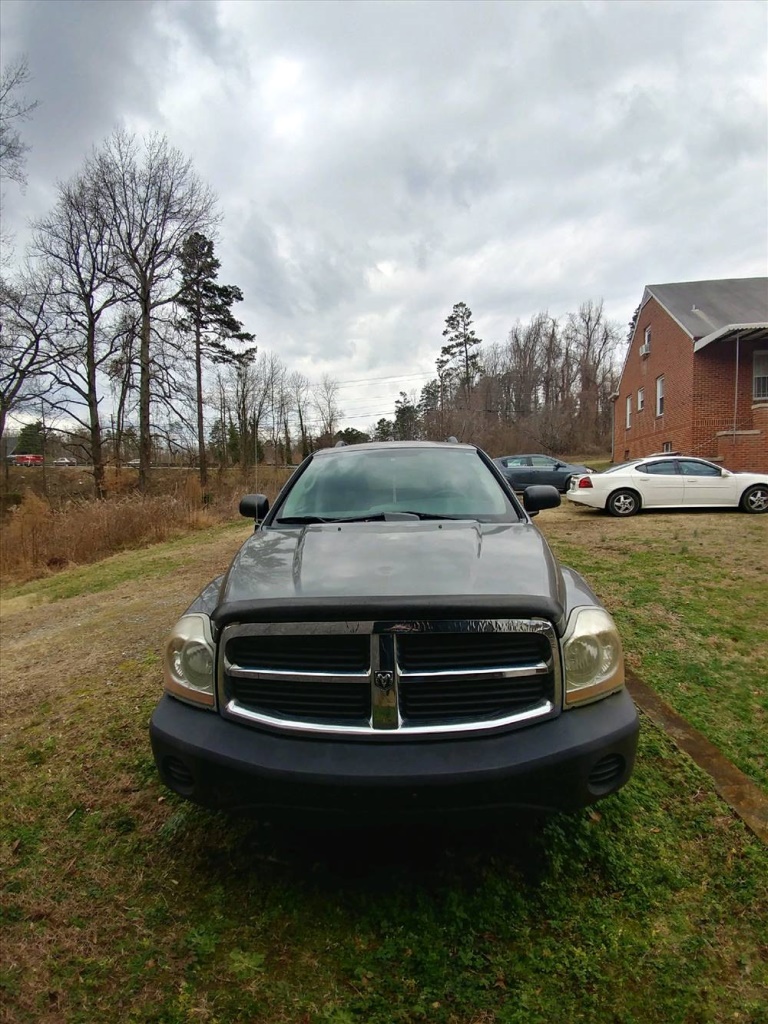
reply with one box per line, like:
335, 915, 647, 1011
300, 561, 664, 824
150, 442, 638, 823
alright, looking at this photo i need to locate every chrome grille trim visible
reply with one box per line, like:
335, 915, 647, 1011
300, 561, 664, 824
227, 666, 370, 684
218, 618, 561, 736
398, 663, 549, 681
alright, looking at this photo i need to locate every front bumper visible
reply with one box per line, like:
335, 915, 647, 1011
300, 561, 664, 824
149, 690, 639, 822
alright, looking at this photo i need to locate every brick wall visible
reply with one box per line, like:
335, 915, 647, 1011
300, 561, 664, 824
613, 298, 768, 471
613, 298, 695, 460
716, 403, 768, 472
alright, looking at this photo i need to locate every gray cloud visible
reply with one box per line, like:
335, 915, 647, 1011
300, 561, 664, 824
2, 0, 766, 426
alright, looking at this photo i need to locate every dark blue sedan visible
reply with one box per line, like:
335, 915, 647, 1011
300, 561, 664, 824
494, 454, 594, 492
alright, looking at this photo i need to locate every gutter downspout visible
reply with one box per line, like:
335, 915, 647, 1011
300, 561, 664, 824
732, 333, 740, 445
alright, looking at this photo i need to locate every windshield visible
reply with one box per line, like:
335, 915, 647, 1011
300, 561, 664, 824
274, 447, 521, 523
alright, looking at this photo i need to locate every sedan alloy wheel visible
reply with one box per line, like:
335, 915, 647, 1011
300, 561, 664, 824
607, 489, 640, 517
741, 485, 768, 514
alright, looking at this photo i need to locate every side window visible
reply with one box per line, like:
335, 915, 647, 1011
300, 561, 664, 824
656, 376, 665, 416
530, 456, 554, 467
754, 351, 768, 400
679, 460, 720, 477
641, 461, 679, 476
505, 456, 528, 466
626, 396, 631, 429
637, 388, 644, 412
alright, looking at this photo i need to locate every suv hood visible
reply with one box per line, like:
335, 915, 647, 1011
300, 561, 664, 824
214, 521, 566, 631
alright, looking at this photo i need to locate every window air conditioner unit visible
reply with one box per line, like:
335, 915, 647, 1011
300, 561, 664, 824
639, 343, 650, 357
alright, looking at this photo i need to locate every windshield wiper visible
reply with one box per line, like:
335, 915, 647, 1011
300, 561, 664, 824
275, 511, 466, 525
275, 513, 390, 524
274, 515, 334, 524
396, 510, 463, 520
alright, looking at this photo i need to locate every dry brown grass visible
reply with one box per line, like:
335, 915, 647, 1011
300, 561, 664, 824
0, 465, 293, 584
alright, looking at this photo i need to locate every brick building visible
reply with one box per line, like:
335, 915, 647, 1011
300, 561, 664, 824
613, 277, 768, 472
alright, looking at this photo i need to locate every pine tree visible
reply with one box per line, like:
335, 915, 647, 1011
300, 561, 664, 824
176, 232, 256, 489
16, 419, 43, 454
439, 302, 482, 406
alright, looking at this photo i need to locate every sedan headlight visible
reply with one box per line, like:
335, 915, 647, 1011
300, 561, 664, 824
562, 607, 624, 707
163, 614, 216, 708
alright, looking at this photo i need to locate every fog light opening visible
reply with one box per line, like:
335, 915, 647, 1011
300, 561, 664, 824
162, 756, 195, 795
587, 753, 625, 793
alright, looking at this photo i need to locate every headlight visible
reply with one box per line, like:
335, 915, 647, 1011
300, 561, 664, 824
163, 614, 216, 708
562, 607, 624, 707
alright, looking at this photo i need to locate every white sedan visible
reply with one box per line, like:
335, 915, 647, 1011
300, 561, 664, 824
566, 455, 768, 516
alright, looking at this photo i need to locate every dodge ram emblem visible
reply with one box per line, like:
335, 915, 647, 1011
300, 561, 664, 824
374, 670, 394, 693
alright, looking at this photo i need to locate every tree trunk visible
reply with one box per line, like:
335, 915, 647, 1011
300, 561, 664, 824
195, 315, 207, 490
139, 285, 152, 493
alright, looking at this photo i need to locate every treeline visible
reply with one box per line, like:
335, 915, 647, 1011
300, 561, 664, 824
367, 301, 625, 455
2, 97, 624, 498
0, 128, 349, 498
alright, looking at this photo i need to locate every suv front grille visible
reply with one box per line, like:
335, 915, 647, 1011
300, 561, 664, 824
397, 631, 547, 671
227, 634, 370, 672
231, 678, 371, 721
399, 675, 548, 720
219, 619, 561, 736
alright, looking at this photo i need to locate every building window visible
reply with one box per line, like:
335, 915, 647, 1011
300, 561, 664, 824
662, 441, 672, 453
656, 375, 665, 416
755, 351, 768, 401
637, 388, 644, 412
639, 326, 651, 358
626, 395, 632, 429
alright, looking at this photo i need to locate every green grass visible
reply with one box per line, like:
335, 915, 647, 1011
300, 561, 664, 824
539, 508, 768, 791
2, 508, 767, 1023
3, 700, 767, 1023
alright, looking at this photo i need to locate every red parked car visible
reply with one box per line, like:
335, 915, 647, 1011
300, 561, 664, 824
13, 454, 44, 467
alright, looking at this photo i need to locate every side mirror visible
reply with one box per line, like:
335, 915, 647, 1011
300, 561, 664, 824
239, 493, 270, 523
522, 484, 561, 516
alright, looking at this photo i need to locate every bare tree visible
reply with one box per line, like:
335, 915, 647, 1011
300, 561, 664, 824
564, 300, 622, 450
0, 56, 38, 186
32, 173, 122, 498
224, 350, 275, 476
314, 373, 342, 443
0, 272, 52, 470
88, 129, 218, 490
267, 359, 290, 464
0, 56, 39, 262
105, 308, 140, 466
288, 371, 312, 458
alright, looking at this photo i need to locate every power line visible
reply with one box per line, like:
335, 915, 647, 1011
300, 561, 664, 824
335, 371, 434, 389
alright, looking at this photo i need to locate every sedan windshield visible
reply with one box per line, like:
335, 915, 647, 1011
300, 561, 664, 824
275, 447, 521, 523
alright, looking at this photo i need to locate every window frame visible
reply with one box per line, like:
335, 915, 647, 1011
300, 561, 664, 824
656, 375, 665, 417
637, 387, 644, 412
625, 395, 632, 429
754, 350, 768, 401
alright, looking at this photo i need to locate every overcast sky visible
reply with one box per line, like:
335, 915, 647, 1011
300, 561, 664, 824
2, 0, 767, 429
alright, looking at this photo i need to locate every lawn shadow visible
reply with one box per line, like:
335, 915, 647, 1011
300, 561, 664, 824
157, 803, 557, 897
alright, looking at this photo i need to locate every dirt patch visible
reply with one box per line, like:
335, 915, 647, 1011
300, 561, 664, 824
0, 593, 50, 616
0, 532, 245, 736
